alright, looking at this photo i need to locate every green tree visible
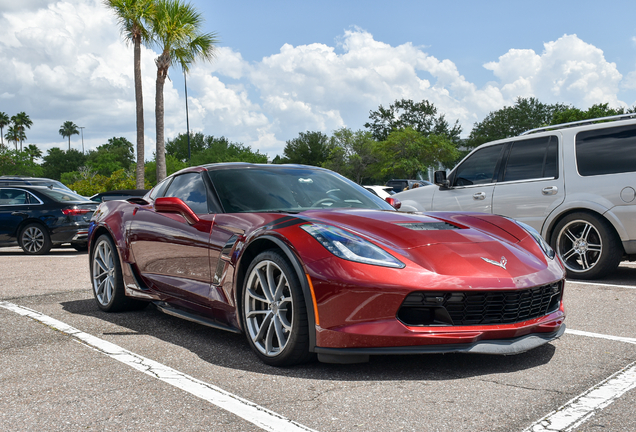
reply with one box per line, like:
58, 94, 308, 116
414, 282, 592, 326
466, 97, 569, 150
0, 112, 9, 149
191, 136, 267, 165
150, 0, 217, 182
86, 137, 136, 176
5, 124, 24, 151
105, 0, 155, 189
373, 128, 459, 179
278, 131, 332, 166
24, 144, 42, 163
165, 131, 206, 162
365, 99, 461, 143
323, 128, 377, 184
59, 121, 80, 150
144, 154, 188, 186
42, 148, 87, 180
11, 112, 33, 152
0, 149, 43, 176
550, 103, 635, 125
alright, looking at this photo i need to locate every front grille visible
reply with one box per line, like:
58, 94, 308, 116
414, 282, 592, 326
397, 282, 563, 326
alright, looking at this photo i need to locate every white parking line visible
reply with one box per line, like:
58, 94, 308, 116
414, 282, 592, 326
0, 301, 317, 432
524, 361, 636, 432
567, 280, 636, 290
524, 329, 636, 431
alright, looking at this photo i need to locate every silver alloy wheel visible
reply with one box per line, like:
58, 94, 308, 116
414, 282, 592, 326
556, 219, 602, 274
21, 226, 45, 253
92, 239, 116, 306
244, 259, 294, 357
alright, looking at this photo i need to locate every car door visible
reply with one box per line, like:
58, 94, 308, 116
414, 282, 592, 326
0, 188, 41, 244
129, 172, 215, 306
492, 135, 565, 232
431, 143, 505, 213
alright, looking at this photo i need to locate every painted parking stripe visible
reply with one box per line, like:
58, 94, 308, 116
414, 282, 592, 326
567, 280, 636, 290
0, 301, 317, 432
524, 361, 636, 432
565, 329, 636, 345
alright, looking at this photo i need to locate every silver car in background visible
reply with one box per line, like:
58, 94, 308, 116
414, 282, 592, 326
397, 114, 636, 280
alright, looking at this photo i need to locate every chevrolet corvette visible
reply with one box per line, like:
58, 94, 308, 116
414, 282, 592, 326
88, 163, 566, 366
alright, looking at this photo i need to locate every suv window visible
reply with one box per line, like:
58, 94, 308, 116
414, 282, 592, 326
502, 136, 558, 182
164, 172, 209, 214
576, 125, 636, 176
453, 144, 504, 186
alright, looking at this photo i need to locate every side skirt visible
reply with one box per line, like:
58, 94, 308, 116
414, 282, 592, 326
153, 301, 242, 334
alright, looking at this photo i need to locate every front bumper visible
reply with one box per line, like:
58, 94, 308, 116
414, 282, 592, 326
315, 324, 566, 363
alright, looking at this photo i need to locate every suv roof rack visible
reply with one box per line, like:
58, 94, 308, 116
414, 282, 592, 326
521, 113, 636, 136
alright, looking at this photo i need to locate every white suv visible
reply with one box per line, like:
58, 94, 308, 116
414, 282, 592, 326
397, 114, 636, 279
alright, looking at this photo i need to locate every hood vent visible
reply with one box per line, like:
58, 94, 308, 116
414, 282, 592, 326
396, 222, 459, 231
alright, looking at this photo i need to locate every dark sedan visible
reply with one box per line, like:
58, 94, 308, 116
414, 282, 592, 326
0, 186, 98, 254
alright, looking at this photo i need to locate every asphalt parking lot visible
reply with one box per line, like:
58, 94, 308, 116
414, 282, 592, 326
1, 246, 635, 432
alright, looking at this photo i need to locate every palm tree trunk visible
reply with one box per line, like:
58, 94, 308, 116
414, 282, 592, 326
68, 136, 71, 151
134, 36, 145, 189
155, 56, 169, 183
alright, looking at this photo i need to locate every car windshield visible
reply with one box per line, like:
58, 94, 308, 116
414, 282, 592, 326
208, 166, 394, 213
38, 188, 90, 203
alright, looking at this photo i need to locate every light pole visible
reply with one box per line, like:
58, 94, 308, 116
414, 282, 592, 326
78, 126, 85, 153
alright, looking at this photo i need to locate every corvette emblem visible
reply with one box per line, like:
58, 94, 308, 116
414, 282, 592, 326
482, 256, 507, 270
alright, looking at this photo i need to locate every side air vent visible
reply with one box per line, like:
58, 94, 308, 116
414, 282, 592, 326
395, 222, 459, 231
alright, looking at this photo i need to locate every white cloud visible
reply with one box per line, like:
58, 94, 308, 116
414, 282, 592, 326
0, 1, 631, 162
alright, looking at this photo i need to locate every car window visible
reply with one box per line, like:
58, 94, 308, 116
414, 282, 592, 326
0, 189, 40, 205
149, 177, 171, 201
502, 136, 558, 182
163, 172, 209, 214
38, 188, 87, 202
452, 144, 504, 186
576, 124, 636, 176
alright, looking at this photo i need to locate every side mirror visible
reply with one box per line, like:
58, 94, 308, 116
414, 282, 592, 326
434, 170, 450, 188
154, 197, 200, 225
385, 197, 401, 210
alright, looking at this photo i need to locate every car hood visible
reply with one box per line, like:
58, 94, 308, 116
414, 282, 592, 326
298, 209, 553, 279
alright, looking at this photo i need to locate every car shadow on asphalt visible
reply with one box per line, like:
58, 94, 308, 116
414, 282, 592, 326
61, 298, 557, 381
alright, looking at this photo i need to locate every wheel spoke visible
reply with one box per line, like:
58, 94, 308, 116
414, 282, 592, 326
563, 228, 578, 244
252, 311, 273, 344
256, 267, 273, 303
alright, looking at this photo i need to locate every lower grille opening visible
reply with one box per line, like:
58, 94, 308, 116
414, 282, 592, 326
397, 281, 563, 326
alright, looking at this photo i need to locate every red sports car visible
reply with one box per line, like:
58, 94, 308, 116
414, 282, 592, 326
88, 163, 566, 366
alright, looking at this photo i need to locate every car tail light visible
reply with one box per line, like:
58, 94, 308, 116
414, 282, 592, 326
62, 208, 91, 216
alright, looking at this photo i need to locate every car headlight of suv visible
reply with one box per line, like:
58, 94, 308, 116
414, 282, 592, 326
512, 219, 556, 259
301, 223, 405, 268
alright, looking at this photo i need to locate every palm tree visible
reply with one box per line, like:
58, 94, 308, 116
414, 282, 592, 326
0, 112, 9, 149
59, 121, 80, 150
11, 112, 33, 152
150, 0, 217, 182
25, 144, 43, 163
5, 124, 24, 151
104, 0, 154, 189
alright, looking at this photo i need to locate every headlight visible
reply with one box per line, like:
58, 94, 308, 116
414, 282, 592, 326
512, 220, 555, 259
300, 223, 405, 268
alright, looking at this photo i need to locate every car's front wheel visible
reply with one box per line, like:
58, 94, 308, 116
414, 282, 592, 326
551, 212, 622, 280
19, 223, 52, 255
90, 234, 146, 312
242, 250, 312, 366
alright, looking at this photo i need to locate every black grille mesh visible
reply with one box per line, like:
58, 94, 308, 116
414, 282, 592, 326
398, 282, 562, 326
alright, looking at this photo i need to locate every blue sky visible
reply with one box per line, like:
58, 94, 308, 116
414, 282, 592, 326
1, 0, 636, 160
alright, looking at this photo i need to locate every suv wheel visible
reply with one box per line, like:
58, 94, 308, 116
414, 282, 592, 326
551, 212, 622, 280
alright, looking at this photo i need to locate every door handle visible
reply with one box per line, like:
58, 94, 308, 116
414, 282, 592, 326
11, 212, 28, 217
473, 192, 486, 200
542, 186, 558, 196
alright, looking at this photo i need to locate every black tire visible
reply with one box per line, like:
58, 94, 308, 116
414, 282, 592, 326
242, 250, 312, 366
72, 243, 89, 252
551, 212, 622, 280
19, 223, 52, 255
90, 234, 147, 312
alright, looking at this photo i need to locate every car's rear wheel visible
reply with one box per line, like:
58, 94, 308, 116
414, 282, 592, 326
242, 250, 311, 366
551, 212, 622, 280
91, 234, 146, 312
19, 223, 52, 255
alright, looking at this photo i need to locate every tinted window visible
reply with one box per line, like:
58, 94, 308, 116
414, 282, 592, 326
149, 177, 171, 200
576, 125, 636, 176
453, 144, 504, 186
37, 188, 87, 202
503, 136, 558, 182
208, 167, 393, 213
164, 172, 209, 214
